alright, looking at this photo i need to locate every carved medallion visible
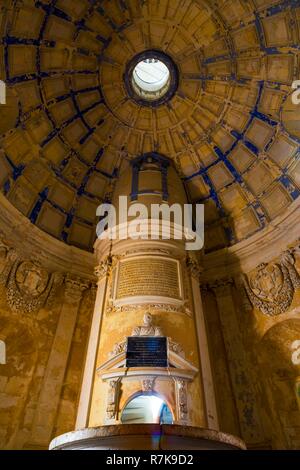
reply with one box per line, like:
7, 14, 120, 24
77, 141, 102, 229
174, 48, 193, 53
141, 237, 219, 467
15, 261, 49, 297
243, 250, 300, 316
248, 263, 283, 303
6, 260, 62, 314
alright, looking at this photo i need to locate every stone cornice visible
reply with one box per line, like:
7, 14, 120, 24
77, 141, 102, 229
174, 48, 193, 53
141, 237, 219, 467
1, 192, 299, 284
0, 193, 96, 281
201, 198, 300, 281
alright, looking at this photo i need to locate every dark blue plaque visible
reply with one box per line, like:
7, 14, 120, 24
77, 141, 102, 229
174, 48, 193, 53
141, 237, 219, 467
126, 337, 168, 368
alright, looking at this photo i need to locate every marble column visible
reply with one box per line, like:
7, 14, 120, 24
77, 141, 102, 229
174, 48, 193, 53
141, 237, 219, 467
28, 276, 88, 448
75, 257, 111, 430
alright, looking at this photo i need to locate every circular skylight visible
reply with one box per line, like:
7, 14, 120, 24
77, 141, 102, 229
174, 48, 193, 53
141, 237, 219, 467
125, 51, 178, 106
133, 59, 170, 93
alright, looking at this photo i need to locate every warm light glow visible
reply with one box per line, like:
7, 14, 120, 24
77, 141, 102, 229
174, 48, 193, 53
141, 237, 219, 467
121, 394, 173, 424
149, 395, 164, 422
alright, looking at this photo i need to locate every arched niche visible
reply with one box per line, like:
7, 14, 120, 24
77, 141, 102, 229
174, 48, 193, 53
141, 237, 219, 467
120, 392, 173, 425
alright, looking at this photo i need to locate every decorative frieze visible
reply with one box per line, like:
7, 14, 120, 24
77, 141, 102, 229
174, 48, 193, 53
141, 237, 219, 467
106, 300, 191, 316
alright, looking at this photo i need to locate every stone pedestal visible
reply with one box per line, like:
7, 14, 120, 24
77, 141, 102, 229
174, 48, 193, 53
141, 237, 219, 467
49, 424, 246, 450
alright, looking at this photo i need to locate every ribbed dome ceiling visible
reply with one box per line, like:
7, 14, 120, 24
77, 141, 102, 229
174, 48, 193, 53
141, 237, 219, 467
0, 0, 299, 252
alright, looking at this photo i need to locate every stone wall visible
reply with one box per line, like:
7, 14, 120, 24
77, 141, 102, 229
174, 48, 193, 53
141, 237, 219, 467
202, 236, 300, 449
1, 196, 300, 449
0, 195, 95, 449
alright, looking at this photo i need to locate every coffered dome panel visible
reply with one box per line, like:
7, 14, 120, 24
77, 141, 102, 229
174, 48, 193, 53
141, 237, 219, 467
0, 0, 299, 252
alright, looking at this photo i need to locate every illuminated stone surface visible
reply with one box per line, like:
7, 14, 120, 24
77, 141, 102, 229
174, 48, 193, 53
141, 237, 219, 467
0, 0, 299, 251
0, 0, 299, 452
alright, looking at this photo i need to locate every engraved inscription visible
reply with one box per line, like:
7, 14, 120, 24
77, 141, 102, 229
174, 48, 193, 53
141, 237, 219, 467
116, 258, 180, 299
126, 337, 168, 368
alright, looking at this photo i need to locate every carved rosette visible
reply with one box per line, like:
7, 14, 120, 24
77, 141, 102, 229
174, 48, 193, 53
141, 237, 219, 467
243, 250, 300, 316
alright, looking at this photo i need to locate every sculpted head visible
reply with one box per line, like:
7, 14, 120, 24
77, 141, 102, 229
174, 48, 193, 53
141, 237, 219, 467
143, 312, 153, 327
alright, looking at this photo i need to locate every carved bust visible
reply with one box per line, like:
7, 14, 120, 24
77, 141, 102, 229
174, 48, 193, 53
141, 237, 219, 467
132, 312, 163, 337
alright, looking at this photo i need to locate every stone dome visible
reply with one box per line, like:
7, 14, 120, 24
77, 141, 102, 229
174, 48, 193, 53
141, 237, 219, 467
0, 0, 299, 252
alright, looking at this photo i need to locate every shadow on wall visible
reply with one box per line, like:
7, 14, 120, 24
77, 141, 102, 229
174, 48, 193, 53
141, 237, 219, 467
0, 315, 38, 449
201, 248, 300, 450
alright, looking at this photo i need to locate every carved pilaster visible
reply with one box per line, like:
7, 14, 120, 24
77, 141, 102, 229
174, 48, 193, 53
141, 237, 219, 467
106, 379, 121, 421
176, 379, 188, 423
29, 275, 89, 447
210, 275, 266, 442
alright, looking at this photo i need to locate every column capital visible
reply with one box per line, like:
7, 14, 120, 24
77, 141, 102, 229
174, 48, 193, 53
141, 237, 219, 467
94, 256, 113, 281
210, 278, 234, 297
186, 256, 202, 280
64, 276, 89, 302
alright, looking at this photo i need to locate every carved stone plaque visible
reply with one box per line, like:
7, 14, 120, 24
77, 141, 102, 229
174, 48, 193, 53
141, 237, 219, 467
116, 258, 181, 300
